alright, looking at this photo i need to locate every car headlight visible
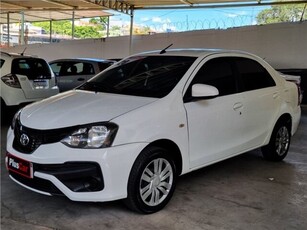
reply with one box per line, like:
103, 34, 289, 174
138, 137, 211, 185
11, 109, 22, 130
61, 123, 118, 149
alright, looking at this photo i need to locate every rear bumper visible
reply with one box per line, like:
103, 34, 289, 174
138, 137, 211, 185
292, 106, 301, 135
1, 84, 59, 106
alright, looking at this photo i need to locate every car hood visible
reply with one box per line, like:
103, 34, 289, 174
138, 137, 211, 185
20, 90, 157, 129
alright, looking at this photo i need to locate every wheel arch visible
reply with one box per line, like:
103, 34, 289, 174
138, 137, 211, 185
145, 139, 183, 176
276, 113, 292, 132
261, 113, 292, 161
264, 113, 292, 146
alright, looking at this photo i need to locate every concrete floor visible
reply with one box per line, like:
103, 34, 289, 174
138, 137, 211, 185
1, 106, 307, 230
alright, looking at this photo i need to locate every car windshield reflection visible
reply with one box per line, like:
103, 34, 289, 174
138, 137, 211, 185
78, 56, 196, 98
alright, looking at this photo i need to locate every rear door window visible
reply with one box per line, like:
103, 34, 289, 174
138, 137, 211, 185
11, 58, 51, 79
235, 57, 276, 91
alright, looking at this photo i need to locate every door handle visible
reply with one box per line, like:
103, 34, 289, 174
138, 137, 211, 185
77, 78, 85, 81
233, 102, 243, 111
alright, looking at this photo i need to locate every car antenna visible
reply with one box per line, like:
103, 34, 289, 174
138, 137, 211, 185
160, 44, 173, 54
20, 47, 27, 56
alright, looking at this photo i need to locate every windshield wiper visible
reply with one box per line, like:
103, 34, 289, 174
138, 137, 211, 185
78, 82, 108, 93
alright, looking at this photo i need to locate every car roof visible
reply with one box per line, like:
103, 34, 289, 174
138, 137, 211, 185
131, 48, 253, 58
0, 51, 39, 59
49, 58, 115, 63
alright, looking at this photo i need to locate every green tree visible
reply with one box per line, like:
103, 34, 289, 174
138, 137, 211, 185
89, 17, 108, 30
33, 20, 102, 38
75, 26, 100, 38
257, 3, 307, 24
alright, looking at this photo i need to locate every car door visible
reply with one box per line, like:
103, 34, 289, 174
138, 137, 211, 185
234, 57, 279, 148
184, 56, 245, 169
50, 61, 94, 92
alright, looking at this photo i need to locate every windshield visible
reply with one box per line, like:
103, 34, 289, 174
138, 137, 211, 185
78, 56, 196, 98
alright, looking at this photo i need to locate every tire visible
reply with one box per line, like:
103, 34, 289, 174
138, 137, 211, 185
124, 146, 177, 214
261, 119, 291, 161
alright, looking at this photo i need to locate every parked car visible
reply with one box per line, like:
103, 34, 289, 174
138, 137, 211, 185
6, 49, 301, 214
49, 58, 116, 92
1, 51, 59, 108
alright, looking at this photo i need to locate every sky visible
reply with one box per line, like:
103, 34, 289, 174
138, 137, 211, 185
108, 5, 270, 32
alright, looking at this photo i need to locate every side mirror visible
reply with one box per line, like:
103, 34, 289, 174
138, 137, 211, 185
191, 84, 219, 100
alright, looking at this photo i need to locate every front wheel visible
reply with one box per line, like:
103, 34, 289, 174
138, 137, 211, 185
261, 120, 291, 161
124, 146, 177, 214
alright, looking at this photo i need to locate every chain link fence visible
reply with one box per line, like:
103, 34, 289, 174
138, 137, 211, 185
146, 15, 305, 33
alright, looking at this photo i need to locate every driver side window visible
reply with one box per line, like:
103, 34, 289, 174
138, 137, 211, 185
193, 58, 237, 96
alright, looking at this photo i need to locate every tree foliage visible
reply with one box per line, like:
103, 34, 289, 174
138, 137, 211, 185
257, 3, 307, 24
33, 18, 152, 38
33, 21, 101, 38
89, 17, 108, 31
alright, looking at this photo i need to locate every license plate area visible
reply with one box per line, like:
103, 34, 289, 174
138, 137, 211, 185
33, 79, 49, 89
7, 153, 33, 179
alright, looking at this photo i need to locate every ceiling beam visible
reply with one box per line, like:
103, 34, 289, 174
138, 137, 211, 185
78, 0, 103, 7
1, 1, 30, 10
0, 8, 109, 13
40, 0, 76, 9
87, 0, 134, 15
21, 13, 52, 21
137, 0, 307, 10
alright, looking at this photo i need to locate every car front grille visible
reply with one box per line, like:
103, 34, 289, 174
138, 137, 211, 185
12, 119, 74, 154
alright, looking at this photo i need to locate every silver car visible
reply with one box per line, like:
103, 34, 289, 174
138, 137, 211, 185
49, 58, 115, 92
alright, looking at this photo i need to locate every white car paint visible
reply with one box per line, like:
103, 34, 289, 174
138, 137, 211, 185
6, 49, 301, 209
0, 52, 59, 106
21, 90, 157, 129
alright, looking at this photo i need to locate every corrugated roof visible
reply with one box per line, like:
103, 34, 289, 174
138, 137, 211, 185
0, 0, 112, 24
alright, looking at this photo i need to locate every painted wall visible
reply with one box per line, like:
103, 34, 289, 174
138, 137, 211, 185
3, 21, 307, 69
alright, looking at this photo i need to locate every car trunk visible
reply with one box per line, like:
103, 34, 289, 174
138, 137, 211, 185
12, 57, 55, 99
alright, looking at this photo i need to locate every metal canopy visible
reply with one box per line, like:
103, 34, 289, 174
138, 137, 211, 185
0, 10, 113, 24
0, 0, 114, 24
1, 0, 307, 24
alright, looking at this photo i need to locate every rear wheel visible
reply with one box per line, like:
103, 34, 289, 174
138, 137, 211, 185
124, 146, 177, 214
261, 119, 291, 161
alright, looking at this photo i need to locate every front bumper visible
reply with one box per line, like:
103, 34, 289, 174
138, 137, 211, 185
6, 128, 147, 202
8, 161, 104, 195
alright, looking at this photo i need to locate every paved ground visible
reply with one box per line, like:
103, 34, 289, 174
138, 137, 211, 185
1, 106, 307, 230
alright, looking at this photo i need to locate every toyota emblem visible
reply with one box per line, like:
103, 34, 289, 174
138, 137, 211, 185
20, 134, 30, 146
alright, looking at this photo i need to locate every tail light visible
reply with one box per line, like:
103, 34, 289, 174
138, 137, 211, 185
1, 74, 21, 88
297, 83, 303, 106
289, 79, 302, 106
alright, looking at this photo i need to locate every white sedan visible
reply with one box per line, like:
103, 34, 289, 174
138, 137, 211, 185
6, 49, 301, 213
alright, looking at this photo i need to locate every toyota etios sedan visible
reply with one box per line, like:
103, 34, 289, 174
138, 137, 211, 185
6, 49, 301, 213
